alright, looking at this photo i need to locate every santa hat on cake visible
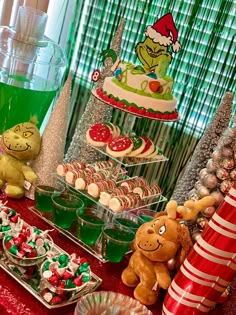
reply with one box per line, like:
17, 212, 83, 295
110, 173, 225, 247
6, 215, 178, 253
145, 13, 181, 52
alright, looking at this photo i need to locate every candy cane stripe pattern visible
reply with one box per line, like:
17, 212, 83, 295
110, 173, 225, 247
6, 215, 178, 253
162, 183, 236, 314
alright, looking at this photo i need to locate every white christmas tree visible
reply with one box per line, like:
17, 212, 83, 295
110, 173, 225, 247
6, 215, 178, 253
65, 19, 126, 164
25, 74, 72, 199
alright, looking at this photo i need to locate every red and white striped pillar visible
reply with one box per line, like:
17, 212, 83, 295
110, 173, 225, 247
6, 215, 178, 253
162, 184, 236, 314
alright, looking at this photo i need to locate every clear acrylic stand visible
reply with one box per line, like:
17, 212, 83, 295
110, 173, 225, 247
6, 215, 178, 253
56, 175, 167, 214
36, 107, 170, 263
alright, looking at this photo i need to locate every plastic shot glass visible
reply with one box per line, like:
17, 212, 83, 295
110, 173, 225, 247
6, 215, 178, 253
52, 192, 84, 229
101, 223, 135, 263
77, 206, 107, 245
34, 181, 65, 219
137, 208, 157, 225
114, 212, 140, 232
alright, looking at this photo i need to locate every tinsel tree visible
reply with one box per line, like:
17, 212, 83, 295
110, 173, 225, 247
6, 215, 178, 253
189, 112, 236, 241
25, 74, 72, 199
171, 92, 233, 204
65, 18, 126, 164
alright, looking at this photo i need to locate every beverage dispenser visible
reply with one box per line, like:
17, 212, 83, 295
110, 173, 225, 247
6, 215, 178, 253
0, 6, 67, 134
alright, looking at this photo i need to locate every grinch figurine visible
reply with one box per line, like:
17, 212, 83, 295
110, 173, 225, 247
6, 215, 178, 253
0, 120, 41, 198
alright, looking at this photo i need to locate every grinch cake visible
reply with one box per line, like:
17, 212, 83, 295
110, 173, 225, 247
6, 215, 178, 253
94, 13, 181, 121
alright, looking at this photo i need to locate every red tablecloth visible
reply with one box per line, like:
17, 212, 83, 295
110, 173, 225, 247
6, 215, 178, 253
0, 195, 224, 315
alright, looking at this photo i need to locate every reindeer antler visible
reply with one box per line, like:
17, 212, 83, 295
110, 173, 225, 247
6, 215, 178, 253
166, 196, 215, 221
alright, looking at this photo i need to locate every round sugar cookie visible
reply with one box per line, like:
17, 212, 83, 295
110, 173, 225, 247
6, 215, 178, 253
127, 136, 146, 157
106, 135, 133, 157
104, 122, 118, 137
136, 136, 155, 158
116, 125, 122, 137
146, 145, 164, 159
86, 122, 113, 147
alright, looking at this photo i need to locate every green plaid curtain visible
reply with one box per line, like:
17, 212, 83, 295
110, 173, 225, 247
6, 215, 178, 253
65, 0, 236, 200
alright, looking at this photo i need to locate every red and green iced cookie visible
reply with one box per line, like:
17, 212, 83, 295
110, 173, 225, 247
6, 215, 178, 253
136, 136, 155, 158
127, 136, 146, 157
106, 135, 133, 157
146, 145, 164, 160
86, 122, 113, 147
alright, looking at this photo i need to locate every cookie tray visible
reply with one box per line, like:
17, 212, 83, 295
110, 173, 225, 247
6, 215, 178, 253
86, 141, 169, 168
0, 242, 102, 309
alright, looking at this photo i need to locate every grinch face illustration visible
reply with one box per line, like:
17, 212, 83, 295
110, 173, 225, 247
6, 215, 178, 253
135, 37, 172, 77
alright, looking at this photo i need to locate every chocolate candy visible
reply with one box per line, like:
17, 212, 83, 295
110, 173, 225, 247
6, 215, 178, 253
0, 207, 22, 238
3, 226, 52, 263
41, 253, 91, 305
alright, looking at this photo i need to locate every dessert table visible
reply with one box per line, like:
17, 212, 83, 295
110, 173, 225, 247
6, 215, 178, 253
0, 195, 224, 315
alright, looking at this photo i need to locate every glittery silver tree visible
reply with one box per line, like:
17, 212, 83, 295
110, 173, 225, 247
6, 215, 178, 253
25, 74, 72, 199
190, 122, 236, 241
171, 92, 233, 204
65, 19, 126, 164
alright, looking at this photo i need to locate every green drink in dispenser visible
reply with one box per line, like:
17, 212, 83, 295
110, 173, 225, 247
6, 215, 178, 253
0, 6, 67, 134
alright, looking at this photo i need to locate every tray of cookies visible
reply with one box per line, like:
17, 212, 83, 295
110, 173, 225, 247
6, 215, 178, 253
85, 122, 168, 167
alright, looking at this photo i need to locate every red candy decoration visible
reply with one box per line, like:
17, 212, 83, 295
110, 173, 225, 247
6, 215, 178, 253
50, 296, 63, 305
48, 275, 59, 287
73, 275, 83, 287
149, 81, 161, 92
10, 213, 20, 223
27, 250, 37, 258
96, 88, 178, 122
163, 183, 236, 314
79, 257, 88, 265
63, 270, 74, 280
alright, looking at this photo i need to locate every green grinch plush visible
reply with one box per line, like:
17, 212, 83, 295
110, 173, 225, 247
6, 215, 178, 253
0, 121, 41, 198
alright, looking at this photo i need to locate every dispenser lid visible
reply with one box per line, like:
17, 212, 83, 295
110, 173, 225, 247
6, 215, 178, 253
14, 6, 48, 45
0, 6, 67, 68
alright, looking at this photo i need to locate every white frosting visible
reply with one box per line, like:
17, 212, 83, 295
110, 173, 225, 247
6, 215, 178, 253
103, 77, 177, 113
118, 64, 173, 95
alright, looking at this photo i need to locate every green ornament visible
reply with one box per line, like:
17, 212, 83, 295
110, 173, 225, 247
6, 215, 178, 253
13, 266, 23, 276
75, 270, 81, 277
60, 262, 68, 268
79, 262, 89, 273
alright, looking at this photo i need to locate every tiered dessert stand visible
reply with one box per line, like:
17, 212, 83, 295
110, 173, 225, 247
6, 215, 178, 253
29, 99, 170, 263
